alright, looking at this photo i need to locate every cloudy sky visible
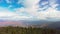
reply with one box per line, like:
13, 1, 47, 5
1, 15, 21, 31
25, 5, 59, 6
0, 0, 60, 21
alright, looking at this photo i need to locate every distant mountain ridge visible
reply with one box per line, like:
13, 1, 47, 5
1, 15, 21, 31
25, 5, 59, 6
0, 20, 60, 29
0, 20, 52, 27
46, 21, 60, 29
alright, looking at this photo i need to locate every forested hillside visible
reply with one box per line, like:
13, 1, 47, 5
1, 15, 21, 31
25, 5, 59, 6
0, 26, 59, 34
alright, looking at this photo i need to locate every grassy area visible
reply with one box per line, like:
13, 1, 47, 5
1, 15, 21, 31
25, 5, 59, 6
0, 26, 59, 34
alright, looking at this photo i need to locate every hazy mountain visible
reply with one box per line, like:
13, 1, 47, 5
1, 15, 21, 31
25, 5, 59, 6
26, 21, 60, 29
0, 20, 53, 27
46, 21, 60, 29
0, 20, 60, 29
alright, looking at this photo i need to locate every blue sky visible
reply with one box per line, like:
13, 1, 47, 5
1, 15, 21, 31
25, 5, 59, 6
0, 0, 22, 7
0, 0, 60, 21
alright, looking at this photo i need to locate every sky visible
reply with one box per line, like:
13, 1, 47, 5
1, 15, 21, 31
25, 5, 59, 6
0, 0, 60, 21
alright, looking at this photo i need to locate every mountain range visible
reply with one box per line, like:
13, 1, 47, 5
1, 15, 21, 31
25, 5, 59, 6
0, 20, 60, 29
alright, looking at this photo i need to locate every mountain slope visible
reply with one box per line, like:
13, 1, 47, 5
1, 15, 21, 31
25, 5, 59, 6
47, 21, 60, 29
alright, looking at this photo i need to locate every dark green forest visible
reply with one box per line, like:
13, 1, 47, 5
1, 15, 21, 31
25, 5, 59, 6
0, 26, 59, 34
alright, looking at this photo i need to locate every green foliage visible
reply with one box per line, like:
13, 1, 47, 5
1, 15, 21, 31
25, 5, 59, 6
0, 26, 59, 34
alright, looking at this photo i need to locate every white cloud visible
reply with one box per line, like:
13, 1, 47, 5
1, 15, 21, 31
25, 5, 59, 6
15, 7, 25, 13
17, 0, 24, 4
8, 5, 13, 8
0, 0, 60, 21
23, 0, 40, 16
0, 12, 34, 20
38, 7, 60, 19
6, 0, 11, 4
24, 0, 40, 8
49, 0, 58, 8
0, 7, 34, 20
0, 12, 16, 17
16, 0, 60, 21
41, 1, 48, 5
